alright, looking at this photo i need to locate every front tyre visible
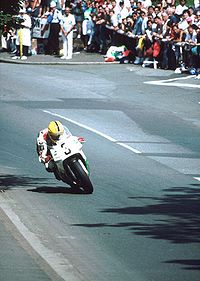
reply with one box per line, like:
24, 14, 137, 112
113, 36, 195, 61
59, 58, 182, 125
69, 160, 94, 194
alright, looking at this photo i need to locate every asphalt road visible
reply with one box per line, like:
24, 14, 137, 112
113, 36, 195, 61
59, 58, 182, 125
0, 62, 200, 281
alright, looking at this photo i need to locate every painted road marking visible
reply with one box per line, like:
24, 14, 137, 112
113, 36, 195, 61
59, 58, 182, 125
144, 75, 200, 88
43, 110, 141, 154
0, 200, 76, 281
194, 177, 200, 182
43, 110, 199, 183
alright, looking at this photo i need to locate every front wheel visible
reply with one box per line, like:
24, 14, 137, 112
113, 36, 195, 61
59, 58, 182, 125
68, 160, 94, 194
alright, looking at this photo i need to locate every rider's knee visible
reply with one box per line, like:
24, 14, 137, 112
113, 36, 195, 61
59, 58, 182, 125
46, 160, 56, 172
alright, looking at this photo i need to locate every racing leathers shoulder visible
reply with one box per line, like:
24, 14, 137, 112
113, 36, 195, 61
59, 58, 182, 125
36, 128, 50, 163
36, 128, 80, 164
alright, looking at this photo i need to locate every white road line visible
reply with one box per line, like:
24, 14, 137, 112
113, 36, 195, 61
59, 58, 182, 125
144, 75, 200, 88
0, 150, 25, 159
194, 177, 200, 182
145, 82, 200, 88
0, 201, 77, 281
43, 110, 200, 183
43, 110, 141, 154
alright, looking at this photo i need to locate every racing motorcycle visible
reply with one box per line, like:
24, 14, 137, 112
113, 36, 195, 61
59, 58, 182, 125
49, 132, 93, 194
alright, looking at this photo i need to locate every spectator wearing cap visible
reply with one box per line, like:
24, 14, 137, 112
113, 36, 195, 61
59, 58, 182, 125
12, 8, 32, 60
46, 1, 62, 55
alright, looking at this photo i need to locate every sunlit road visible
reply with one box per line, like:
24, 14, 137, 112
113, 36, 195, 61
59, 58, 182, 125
0, 62, 200, 281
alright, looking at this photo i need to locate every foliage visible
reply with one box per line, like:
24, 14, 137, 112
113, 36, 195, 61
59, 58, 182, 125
0, 0, 24, 31
152, 0, 194, 7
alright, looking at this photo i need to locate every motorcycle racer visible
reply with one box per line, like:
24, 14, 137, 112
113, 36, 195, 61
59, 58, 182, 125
36, 120, 71, 179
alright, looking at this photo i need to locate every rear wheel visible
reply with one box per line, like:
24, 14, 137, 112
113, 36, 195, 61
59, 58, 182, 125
68, 160, 94, 194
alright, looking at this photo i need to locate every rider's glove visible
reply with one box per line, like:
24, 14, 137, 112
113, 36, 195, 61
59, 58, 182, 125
45, 155, 52, 163
78, 137, 85, 143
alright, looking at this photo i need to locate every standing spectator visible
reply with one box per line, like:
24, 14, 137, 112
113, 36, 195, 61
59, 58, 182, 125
117, 0, 130, 23
147, 6, 156, 18
162, 11, 170, 35
95, 6, 107, 53
12, 8, 32, 60
162, 0, 175, 9
109, 9, 119, 29
175, 0, 188, 19
46, 1, 62, 55
194, 10, 200, 28
161, 19, 173, 69
133, 10, 148, 64
132, 10, 144, 36
31, 0, 41, 17
188, 6, 196, 23
194, 0, 200, 9
82, 2, 93, 49
141, 0, 152, 9
171, 24, 184, 72
73, 0, 84, 38
184, 24, 197, 67
178, 9, 190, 31
167, 5, 179, 23
153, 16, 164, 38
111, 0, 120, 15
141, 9, 148, 33
38, 0, 51, 17
154, 5, 162, 18
60, 6, 76, 59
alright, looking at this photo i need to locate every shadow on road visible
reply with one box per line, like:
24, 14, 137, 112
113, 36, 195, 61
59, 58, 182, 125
73, 185, 200, 244
72, 184, 200, 271
28, 185, 85, 194
0, 174, 86, 194
100, 185, 200, 244
0, 174, 48, 189
164, 259, 200, 270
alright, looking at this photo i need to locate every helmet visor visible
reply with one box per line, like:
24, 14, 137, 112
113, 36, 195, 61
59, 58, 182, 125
51, 134, 60, 141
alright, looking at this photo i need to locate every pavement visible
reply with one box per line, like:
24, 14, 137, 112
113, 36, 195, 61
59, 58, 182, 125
1, 48, 200, 85
0, 49, 115, 65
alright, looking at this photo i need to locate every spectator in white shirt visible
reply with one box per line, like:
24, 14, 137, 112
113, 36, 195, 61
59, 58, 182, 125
175, 0, 188, 17
60, 6, 76, 59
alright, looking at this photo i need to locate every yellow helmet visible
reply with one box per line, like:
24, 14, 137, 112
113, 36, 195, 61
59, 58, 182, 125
48, 121, 64, 143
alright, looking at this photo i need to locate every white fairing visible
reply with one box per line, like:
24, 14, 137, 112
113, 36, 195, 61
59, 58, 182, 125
49, 136, 88, 175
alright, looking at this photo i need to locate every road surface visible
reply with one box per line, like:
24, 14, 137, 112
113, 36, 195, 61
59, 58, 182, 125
0, 62, 200, 281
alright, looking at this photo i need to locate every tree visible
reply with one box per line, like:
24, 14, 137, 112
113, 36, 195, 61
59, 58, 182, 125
0, 0, 23, 14
0, 0, 24, 31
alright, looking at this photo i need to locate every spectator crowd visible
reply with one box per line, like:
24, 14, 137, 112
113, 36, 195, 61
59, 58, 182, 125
1, 0, 200, 74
